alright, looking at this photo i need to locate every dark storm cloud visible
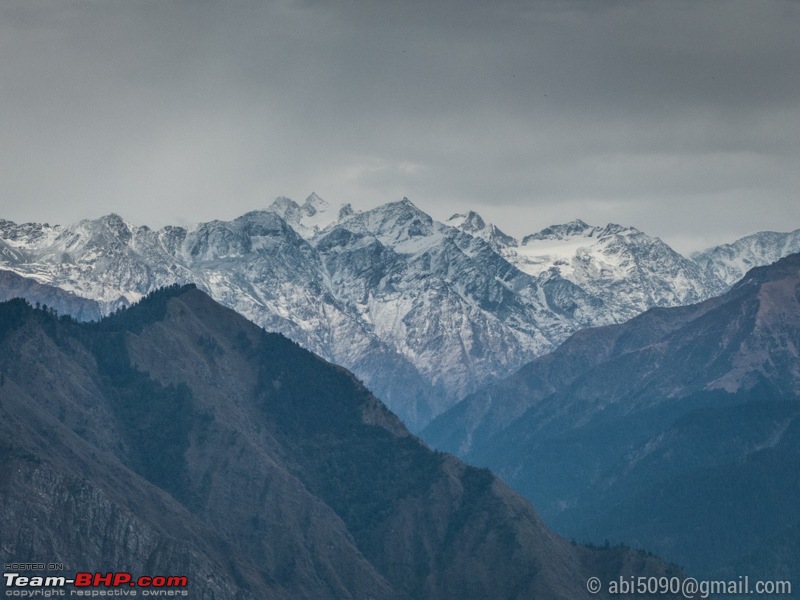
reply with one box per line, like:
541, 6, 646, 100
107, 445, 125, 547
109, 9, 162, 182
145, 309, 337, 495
1, 0, 798, 252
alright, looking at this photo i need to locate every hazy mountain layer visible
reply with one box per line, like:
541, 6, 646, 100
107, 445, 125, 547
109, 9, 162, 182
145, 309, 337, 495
0, 269, 102, 321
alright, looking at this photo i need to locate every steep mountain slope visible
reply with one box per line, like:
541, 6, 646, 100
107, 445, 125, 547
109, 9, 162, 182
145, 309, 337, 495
425, 254, 800, 578
0, 286, 679, 599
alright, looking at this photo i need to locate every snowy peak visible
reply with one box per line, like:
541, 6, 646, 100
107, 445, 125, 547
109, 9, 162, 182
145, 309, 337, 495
338, 203, 354, 219
519, 220, 646, 245
502, 219, 716, 319
45, 213, 137, 258
521, 219, 595, 243
693, 228, 800, 287
97, 212, 129, 230
447, 211, 517, 248
181, 210, 305, 262
0, 219, 62, 250
512, 220, 607, 278
268, 193, 342, 239
268, 196, 301, 219
447, 211, 486, 231
303, 192, 329, 216
311, 198, 566, 412
599, 222, 638, 237
513, 220, 668, 278
328, 197, 439, 253
87, 213, 134, 246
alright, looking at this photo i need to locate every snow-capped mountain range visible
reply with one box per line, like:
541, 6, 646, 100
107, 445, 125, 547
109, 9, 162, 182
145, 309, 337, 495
447, 214, 728, 322
1, 194, 797, 429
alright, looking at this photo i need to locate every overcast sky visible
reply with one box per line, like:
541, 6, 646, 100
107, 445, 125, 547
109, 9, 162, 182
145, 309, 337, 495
1, 0, 798, 254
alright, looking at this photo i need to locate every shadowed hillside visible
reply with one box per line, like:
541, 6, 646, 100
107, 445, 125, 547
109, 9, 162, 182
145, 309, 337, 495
0, 284, 680, 599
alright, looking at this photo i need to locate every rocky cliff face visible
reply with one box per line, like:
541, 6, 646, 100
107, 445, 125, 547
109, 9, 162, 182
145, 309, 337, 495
0, 286, 680, 599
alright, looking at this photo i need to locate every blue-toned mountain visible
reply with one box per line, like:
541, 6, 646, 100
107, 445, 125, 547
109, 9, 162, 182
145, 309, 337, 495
425, 254, 800, 578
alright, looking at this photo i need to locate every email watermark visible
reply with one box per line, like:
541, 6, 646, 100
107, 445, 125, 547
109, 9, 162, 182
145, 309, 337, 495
587, 575, 792, 597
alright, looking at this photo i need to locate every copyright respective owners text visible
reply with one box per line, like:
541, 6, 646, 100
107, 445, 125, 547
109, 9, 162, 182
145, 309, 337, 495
586, 575, 793, 598
3, 563, 189, 597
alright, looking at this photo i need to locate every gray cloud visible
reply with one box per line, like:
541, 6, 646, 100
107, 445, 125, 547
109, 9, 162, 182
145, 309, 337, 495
1, 0, 798, 252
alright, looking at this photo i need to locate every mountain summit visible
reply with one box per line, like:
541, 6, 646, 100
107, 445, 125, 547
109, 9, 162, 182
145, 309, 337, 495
269, 192, 337, 237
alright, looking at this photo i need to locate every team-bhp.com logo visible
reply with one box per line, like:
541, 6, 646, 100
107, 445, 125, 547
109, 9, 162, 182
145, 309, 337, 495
4, 572, 189, 597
